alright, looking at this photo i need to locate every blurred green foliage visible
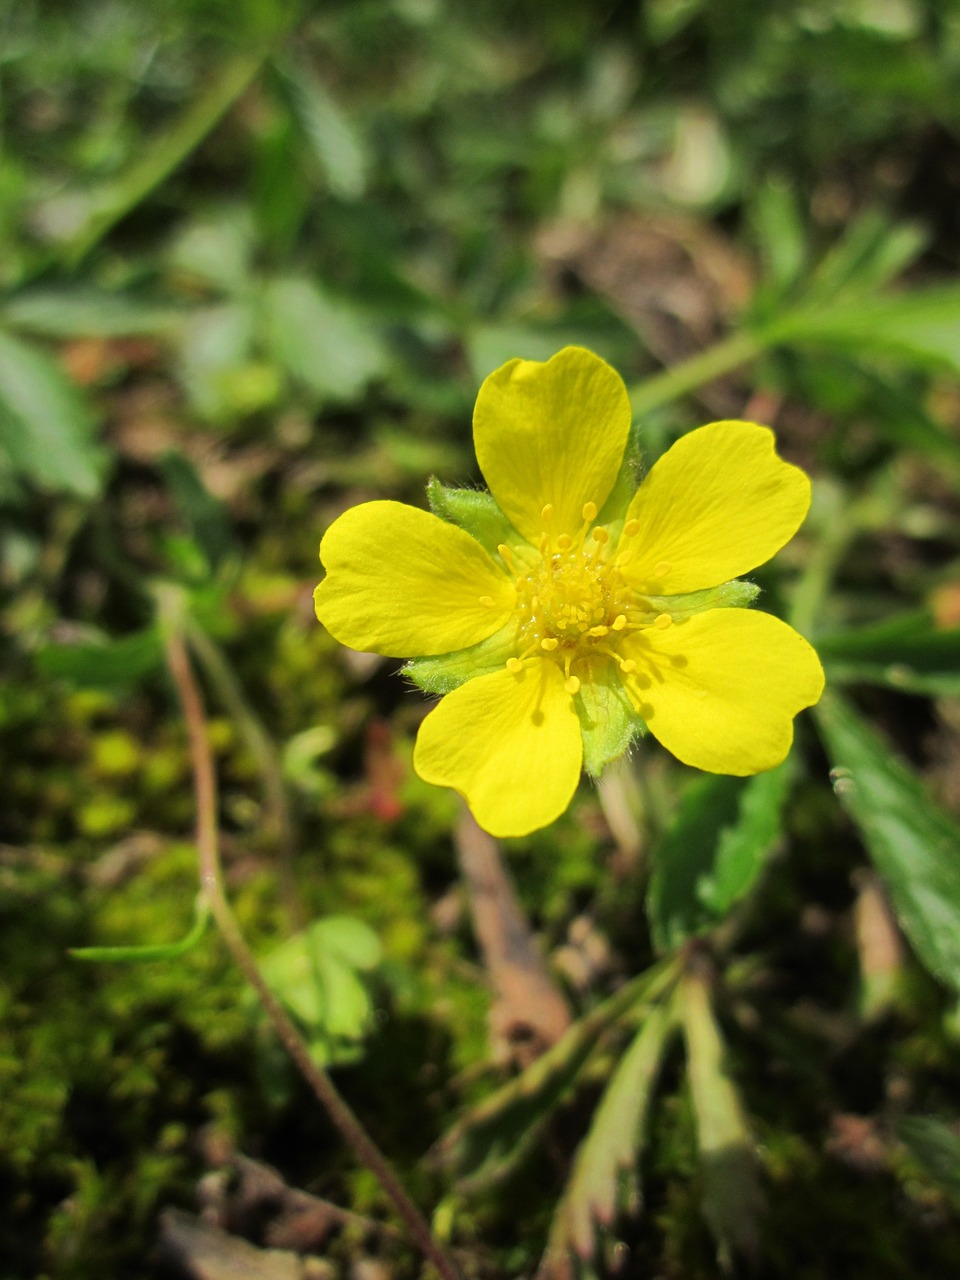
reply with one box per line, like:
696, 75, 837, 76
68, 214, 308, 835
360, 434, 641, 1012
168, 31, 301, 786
4, 0, 960, 1277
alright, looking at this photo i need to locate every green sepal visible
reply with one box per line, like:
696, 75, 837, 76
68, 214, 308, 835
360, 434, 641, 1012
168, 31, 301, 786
647, 579, 760, 620
403, 621, 518, 694
426, 478, 520, 556
596, 424, 641, 530
575, 660, 646, 777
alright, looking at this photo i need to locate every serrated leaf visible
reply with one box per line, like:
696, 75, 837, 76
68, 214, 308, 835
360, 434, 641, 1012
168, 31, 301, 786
681, 969, 763, 1267
1, 289, 186, 338
815, 693, 960, 994
820, 611, 960, 696
648, 760, 792, 953
540, 999, 678, 1274
70, 897, 210, 963
775, 285, 960, 377
432, 961, 676, 1192
278, 56, 369, 201
0, 329, 105, 497
262, 277, 388, 403
37, 628, 164, 688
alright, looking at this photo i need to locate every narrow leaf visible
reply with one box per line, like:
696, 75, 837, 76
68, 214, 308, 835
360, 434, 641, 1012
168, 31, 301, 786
681, 969, 764, 1266
37, 628, 164, 688
433, 961, 676, 1192
648, 760, 792, 952
815, 693, 960, 994
70, 898, 210, 963
540, 999, 678, 1273
898, 1115, 960, 1204
820, 611, 960, 697
0, 330, 105, 497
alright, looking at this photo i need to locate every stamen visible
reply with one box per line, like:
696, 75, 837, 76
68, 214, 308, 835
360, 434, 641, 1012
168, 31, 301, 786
506, 657, 523, 673
541, 503, 555, 524
592, 527, 609, 545
540, 637, 559, 651
653, 561, 671, 578
624, 519, 640, 537
478, 595, 495, 607
565, 675, 581, 695
557, 533, 573, 551
588, 624, 609, 637
619, 659, 637, 674
582, 501, 598, 522
612, 614, 627, 631
655, 613, 673, 630
497, 543, 514, 567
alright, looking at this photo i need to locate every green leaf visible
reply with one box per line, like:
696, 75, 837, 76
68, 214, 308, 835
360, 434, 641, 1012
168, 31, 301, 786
432, 962, 677, 1192
1, 289, 186, 338
898, 1115, 960, 1205
680, 970, 763, 1267
160, 452, 235, 574
258, 916, 383, 1065
425, 479, 519, 555
774, 285, 960, 377
0, 330, 105, 497
541, 999, 678, 1269
36, 628, 164, 688
815, 693, 960, 994
70, 897, 210, 963
648, 760, 792, 952
277, 56, 369, 201
262, 277, 388, 403
820, 611, 960, 697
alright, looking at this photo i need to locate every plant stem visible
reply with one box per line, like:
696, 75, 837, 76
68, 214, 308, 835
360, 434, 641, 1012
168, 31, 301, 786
184, 620, 303, 929
161, 623, 463, 1280
628, 329, 767, 417
63, 50, 266, 268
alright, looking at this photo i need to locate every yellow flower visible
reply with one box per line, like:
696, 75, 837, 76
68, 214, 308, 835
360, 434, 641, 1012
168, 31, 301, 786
315, 347, 824, 838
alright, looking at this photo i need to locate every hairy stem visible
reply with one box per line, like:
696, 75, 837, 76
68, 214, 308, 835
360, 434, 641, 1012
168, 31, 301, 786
161, 622, 463, 1280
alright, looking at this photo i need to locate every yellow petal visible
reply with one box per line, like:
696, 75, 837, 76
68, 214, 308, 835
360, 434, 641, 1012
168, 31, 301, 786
413, 660, 582, 837
473, 347, 632, 545
315, 500, 515, 657
620, 422, 811, 593
621, 609, 824, 774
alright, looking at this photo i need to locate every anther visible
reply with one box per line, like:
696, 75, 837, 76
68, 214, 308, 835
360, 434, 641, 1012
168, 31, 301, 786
497, 543, 513, 566
624, 519, 640, 537
619, 659, 637, 674
478, 595, 495, 607
653, 561, 671, 578
557, 533, 573, 551
565, 675, 581, 695
582, 501, 598, 522
592, 527, 609, 544
506, 657, 523, 673
612, 614, 627, 631
588, 625, 609, 637
655, 613, 673, 630
541, 503, 555, 523
540, 637, 559, 651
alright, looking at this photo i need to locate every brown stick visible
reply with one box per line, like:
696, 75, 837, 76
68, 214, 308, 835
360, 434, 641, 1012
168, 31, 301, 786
162, 624, 462, 1280
454, 808, 571, 1060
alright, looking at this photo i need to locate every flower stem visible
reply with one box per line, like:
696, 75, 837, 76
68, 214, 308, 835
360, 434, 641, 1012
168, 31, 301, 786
628, 329, 768, 417
184, 619, 304, 929
161, 619, 463, 1280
